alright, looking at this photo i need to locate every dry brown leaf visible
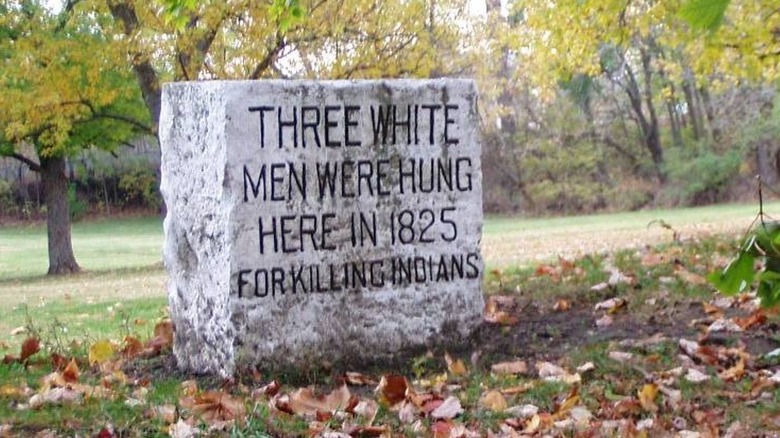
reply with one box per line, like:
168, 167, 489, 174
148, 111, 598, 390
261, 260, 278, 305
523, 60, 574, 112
430, 396, 463, 420
375, 374, 408, 407
50, 353, 68, 371
168, 418, 198, 438
553, 299, 571, 312
484, 295, 519, 325
190, 391, 247, 424
480, 390, 507, 412
445, 352, 467, 376
253, 380, 280, 398
594, 297, 627, 313
431, 419, 452, 438
734, 310, 767, 330
638, 383, 658, 412
287, 385, 353, 417
719, 357, 746, 381
676, 268, 707, 285
641, 252, 666, 266
351, 399, 380, 426
491, 360, 528, 375
553, 385, 579, 419
702, 302, 723, 316
181, 380, 198, 397
344, 372, 376, 386
145, 404, 177, 424
62, 358, 80, 383
29, 387, 83, 408
121, 336, 144, 358
20, 337, 40, 362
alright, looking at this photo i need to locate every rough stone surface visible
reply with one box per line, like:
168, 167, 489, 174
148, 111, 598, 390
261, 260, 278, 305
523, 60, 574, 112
160, 80, 484, 376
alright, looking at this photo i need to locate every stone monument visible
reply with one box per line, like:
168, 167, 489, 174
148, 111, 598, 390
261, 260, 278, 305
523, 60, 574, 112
160, 80, 483, 376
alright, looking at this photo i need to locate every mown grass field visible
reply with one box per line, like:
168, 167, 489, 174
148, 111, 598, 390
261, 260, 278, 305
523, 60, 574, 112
0, 202, 771, 350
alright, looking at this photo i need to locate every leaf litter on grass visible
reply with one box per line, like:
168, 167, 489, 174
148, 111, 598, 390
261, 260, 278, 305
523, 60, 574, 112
2, 235, 780, 436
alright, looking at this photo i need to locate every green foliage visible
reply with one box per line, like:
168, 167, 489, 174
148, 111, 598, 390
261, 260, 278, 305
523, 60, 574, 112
663, 146, 741, 205
709, 221, 780, 308
67, 183, 87, 222
271, 0, 305, 33
118, 165, 160, 209
679, 0, 731, 32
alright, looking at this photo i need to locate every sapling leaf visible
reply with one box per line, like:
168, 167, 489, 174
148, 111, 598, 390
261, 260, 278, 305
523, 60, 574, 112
707, 250, 754, 295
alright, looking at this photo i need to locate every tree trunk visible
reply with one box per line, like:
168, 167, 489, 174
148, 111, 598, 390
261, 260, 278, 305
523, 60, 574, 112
41, 156, 81, 275
682, 74, 703, 141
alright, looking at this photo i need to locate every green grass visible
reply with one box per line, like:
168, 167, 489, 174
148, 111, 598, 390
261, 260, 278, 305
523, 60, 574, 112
0, 295, 168, 352
483, 201, 780, 267
0, 215, 163, 281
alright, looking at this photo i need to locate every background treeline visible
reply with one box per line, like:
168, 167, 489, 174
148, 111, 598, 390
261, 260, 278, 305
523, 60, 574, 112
1, 0, 778, 220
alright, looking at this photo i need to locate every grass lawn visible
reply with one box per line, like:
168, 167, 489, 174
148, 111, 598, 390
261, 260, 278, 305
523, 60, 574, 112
0, 215, 163, 281
1, 204, 779, 435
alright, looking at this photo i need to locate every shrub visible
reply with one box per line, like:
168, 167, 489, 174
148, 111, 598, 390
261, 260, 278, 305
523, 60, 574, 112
118, 165, 160, 210
663, 146, 741, 206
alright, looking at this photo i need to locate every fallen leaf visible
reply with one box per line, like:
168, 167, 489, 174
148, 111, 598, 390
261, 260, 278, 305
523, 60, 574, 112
252, 380, 280, 398
445, 352, 467, 376
145, 404, 177, 424
702, 302, 723, 316
168, 418, 198, 438
707, 318, 744, 333
676, 268, 707, 285
685, 368, 710, 383
287, 385, 353, 417
536, 361, 567, 378
594, 297, 627, 313
29, 387, 83, 408
719, 357, 745, 381
146, 320, 174, 354
430, 420, 452, 438
190, 391, 247, 424
569, 405, 592, 424
638, 383, 658, 412
734, 310, 767, 330
181, 380, 198, 397
10, 327, 26, 336
679, 339, 700, 357
484, 295, 519, 325
491, 360, 528, 375
553, 385, 579, 418
50, 353, 68, 370
576, 362, 595, 373
397, 401, 419, 424
608, 351, 634, 363
430, 396, 463, 420
375, 375, 408, 407
536, 362, 580, 383
89, 339, 116, 365
500, 382, 534, 395
480, 390, 507, 412
344, 372, 376, 386
20, 337, 40, 362
351, 399, 379, 426
596, 314, 614, 328
641, 252, 666, 266
553, 299, 571, 311
121, 336, 143, 358
505, 404, 538, 419
63, 359, 80, 383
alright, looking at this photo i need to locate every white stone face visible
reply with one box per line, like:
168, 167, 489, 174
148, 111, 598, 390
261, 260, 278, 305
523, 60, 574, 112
160, 80, 484, 376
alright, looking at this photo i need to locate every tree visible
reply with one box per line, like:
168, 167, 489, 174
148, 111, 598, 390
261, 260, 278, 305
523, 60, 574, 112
0, 0, 150, 275
98, 0, 469, 132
